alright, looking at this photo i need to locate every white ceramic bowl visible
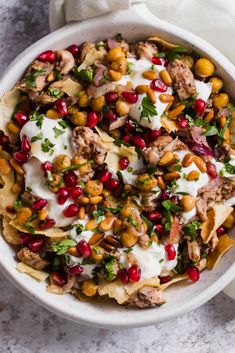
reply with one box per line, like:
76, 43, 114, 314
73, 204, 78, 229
0, 3, 235, 328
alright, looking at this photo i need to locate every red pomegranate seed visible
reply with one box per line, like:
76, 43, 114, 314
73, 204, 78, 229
122, 135, 131, 143
159, 276, 171, 284
117, 269, 129, 284
146, 211, 163, 221
63, 204, 79, 217
67, 44, 79, 56
206, 162, 217, 179
121, 91, 138, 104
170, 196, 178, 203
159, 190, 170, 200
69, 186, 83, 200
38, 50, 56, 63
28, 237, 45, 252
151, 56, 167, 66
54, 98, 68, 116
51, 272, 67, 286
105, 91, 119, 104
217, 226, 225, 235
41, 161, 53, 173
119, 157, 129, 170
155, 223, 164, 235
67, 264, 84, 276
126, 119, 136, 132
63, 171, 77, 188
38, 218, 56, 230
99, 169, 112, 183
104, 178, 120, 190
76, 240, 91, 258
178, 117, 188, 129
165, 244, 176, 260
193, 99, 206, 116
57, 188, 69, 205
187, 266, 200, 282
132, 135, 146, 149
147, 128, 162, 141
15, 112, 28, 126
87, 111, 99, 128
13, 151, 29, 164
104, 109, 117, 121
20, 233, 33, 244
21, 135, 31, 153
32, 198, 48, 211
150, 79, 167, 92
128, 265, 141, 282
0, 133, 9, 146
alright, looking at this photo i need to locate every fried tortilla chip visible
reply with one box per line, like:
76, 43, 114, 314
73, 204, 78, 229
160, 115, 178, 133
160, 274, 188, 290
49, 78, 82, 98
98, 277, 160, 304
201, 203, 233, 243
2, 216, 21, 245
16, 262, 49, 281
0, 88, 20, 143
207, 234, 235, 269
148, 36, 180, 49
0, 169, 17, 218
78, 48, 103, 71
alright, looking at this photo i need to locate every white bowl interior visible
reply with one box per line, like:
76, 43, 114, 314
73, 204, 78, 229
0, 4, 235, 328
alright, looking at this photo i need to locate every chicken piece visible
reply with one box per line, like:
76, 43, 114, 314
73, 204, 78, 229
127, 286, 165, 308
136, 41, 158, 60
134, 192, 159, 212
168, 59, 196, 99
123, 208, 146, 238
138, 233, 150, 249
17, 247, 49, 270
55, 50, 75, 75
72, 126, 107, 166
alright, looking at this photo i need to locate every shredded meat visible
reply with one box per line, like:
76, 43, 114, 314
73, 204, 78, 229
72, 126, 107, 166
55, 50, 75, 75
134, 192, 159, 212
17, 247, 49, 270
109, 116, 127, 130
168, 59, 196, 99
138, 233, 150, 249
123, 208, 146, 237
196, 198, 207, 221
135, 41, 158, 59
127, 286, 165, 308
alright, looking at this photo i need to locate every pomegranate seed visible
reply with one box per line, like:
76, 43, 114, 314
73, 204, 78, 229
57, 188, 69, 205
146, 211, 163, 221
76, 240, 91, 258
13, 151, 29, 164
104, 178, 120, 190
117, 269, 129, 284
150, 79, 167, 92
206, 162, 217, 179
126, 119, 136, 132
193, 99, 206, 116
41, 161, 53, 173
51, 272, 67, 286
178, 117, 188, 129
128, 266, 141, 282
38, 218, 56, 230
38, 50, 56, 63
67, 44, 79, 56
99, 169, 112, 183
63, 171, 77, 188
20, 233, 33, 244
21, 135, 31, 153
148, 128, 162, 141
159, 190, 170, 200
15, 112, 28, 126
32, 198, 48, 211
63, 204, 79, 217
165, 244, 176, 260
104, 109, 117, 121
159, 276, 171, 284
87, 111, 99, 128
69, 186, 83, 200
155, 224, 164, 235
121, 91, 138, 104
28, 237, 45, 252
132, 135, 146, 149
0, 133, 9, 146
54, 98, 68, 116
105, 91, 119, 104
187, 266, 200, 282
67, 264, 84, 276
122, 135, 131, 143
119, 157, 129, 170
151, 56, 167, 66
170, 196, 178, 203
217, 226, 225, 235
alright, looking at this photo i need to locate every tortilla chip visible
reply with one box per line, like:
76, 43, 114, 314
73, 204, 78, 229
16, 261, 49, 281
119, 145, 138, 163
160, 274, 188, 290
98, 277, 160, 304
49, 78, 82, 98
201, 203, 233, 243
160, 115, 178, 133
148, 36, 180, 49
207, 234, 235, 269
0, 88, 20, 143
0, 170, 17, 218
2, 216, 21, 245
78, 48, 103, 71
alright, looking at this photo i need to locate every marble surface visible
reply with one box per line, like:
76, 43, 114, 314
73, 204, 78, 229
0, 1, 235, 352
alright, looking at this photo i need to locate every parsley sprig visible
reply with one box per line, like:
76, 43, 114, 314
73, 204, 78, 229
140, 97, 157, 122
23, 68, 46, 88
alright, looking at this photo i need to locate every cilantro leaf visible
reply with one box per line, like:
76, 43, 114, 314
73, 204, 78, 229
126, 61, 134, 75
14, 197, 22, 210
29, 111, 44, 128
202, 125, 219, 136
51, 239, 77, 255
104, 256, 116, 281
73, 223, 86, 235
74, 67, 94, 83
41, 138, 55, 153
166, 46, 188, 61
98, 205, 123, 215
53, 126, 65, 138
58, 120, 69, 129
127, 216, 138, 227
115, 33, 123, 42
23, 68, 46, 88
224, 162, 235, 174
48, 87, 63, 98
140, 97, 157, 122
31, 132, 43, 142
162, 200, 181, 213
183, 221, 201, 241
92, 209, 105, 224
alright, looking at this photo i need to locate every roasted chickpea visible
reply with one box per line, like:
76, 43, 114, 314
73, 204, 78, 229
115, 99, 130, 115
181, 54, 194, 69
111, 57, 127, 74
194, 58, 215, 77
81, 280, 98, 297
53, 154, 71, 172
209, 77, 223, 94
109, 69, 122, 81
180, 195, 196, 212
91, 245, 105, 262
49, 173, 63, 192
136, 174, 158, 191
71, 111, 88, 126
120, 231, 138, 247
212, 93, 229, 109
85, 180, 103, 196
106, 47, 125, 62
91, 96, 106, 112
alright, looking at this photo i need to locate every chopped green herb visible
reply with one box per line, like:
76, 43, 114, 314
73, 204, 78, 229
127, 167, 133, 173
23, 222, 35, 234
26, 186, 32, 193
227, 103, 235, 111
170, 179, 179, 189
159, 258, 164, 264
48, 87, 63, 98
29, 111, 44, 128
98, 205, 123, 215
123, 247, 133, 254
154, 52, 166, 58
220, 168, 225, 177
115, 33, 123, 42
148, 240, 153, 247
31, 132, 43, 142
202, 125, 219, 137
114, 138, 131, 147
14, 197, 22, 210
92, 209, 105, 224
181, 94, 197, 108
166, 46, 188, 61
23, 68, 46, 88
162, 200, 181, 213
41, 138, 55, 154
74, 67, 94, 83
78, 180, 85, 188
183, 221, 201, 241
127, 216, 138, 227
126, 61, 134, 75
224, 162, 235, 174
141, 215, 155, 236
164, 209, 172, 232
73, 223, 86, 235
54, 69, 62, 80
140, 96, 157, 122
53, 126, 65, 138
51, 239, 77, 255
58, 120, 69, 129
217, 116, 231, 145
82, 258, 95, 265
176, 191, 189, 196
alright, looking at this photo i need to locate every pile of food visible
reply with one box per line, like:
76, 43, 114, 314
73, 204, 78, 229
0, 33, 235, 308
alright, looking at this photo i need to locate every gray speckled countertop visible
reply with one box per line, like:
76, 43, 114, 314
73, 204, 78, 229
0, 1, 235, 352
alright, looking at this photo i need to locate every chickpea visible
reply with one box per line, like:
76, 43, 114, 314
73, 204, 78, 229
17, 207, 32, 225
120, 231, 138, 247
91, 96, 106, 112
180, 195, 196, 212
187, 170, 200, 181
99, 215, 116, 231
111, 57, 127, 74
181, 54, 194, 69
49, 173, 63, 192
85, 180, 103, 196
74, 157, 93, 176
120, 206, 132, 218
81, 280, 98, 297
209, 77, 223, 94
53, 154, 71, 172
71, 111, 88, 126
109, 69, 122, 82
115, 99, 130, 115
136, 174, 158, 191
159, 151, 175, 166
91, 245, 105, 262
212, 93, 229, 109
106, 47, 125, 62
194, 58, 215, 77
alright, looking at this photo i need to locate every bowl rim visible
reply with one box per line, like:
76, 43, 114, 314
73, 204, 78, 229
0, 3, 235, 328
